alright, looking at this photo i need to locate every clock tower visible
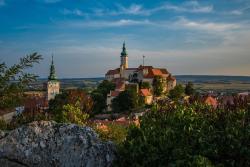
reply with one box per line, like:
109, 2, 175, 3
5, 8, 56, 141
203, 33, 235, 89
47, 55, 60, 101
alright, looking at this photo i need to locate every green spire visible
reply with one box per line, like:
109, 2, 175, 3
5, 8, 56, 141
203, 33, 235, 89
48, 55, 57, 81
121, 41, 128, 57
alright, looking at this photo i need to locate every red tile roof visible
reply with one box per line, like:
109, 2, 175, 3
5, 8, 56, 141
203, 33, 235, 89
140, 89, 152, 96
152, 69, 163, 76
106, 68, 120, 75
203, 96, 218, 109
168, 75, 176, 81
160, 68, 169, 74
110, 90, 121, 97
115, 81, 125, 91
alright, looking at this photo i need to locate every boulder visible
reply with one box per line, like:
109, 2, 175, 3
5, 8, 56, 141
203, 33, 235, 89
0, 121, 115, 167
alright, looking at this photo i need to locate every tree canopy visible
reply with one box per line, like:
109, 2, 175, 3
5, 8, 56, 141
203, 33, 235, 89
153, 76, 164, 96
185, 82, 195, 96
49, 89, 93, 122
91, 80, 115, 114
112, 88, 143, 113
0, 53, 42, 109
169, 84, 185, 101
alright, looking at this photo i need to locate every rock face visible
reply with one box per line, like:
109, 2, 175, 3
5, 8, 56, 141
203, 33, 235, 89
0, 121, 115, 167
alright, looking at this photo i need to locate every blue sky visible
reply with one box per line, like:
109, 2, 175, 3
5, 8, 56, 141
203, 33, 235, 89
0, 0, 250, 78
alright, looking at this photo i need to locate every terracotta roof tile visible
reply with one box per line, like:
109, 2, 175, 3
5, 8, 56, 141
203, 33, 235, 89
111, 91, 121, 97
152, 69, 163, 76
140, 89, 152, 96
106, 68, 120, 75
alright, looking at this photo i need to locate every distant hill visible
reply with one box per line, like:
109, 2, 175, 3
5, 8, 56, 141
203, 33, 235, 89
176, 75, 250, 84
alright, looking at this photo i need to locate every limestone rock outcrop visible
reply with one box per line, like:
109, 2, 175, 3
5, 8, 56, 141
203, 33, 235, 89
0, 121, 115, 167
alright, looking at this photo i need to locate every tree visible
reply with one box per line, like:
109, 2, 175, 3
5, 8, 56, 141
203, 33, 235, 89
97, 80, 116, 96
140, 81, 151, 89
112, 88, 142, 113
0, 53, 42, 109
168, 84, 185, 101
152, 76, 163, 96
185, 82, 195, 96
91, 80, 115, 114
62, 101, 89, 125
91, 90, 106, 114
49, 89, 93, 122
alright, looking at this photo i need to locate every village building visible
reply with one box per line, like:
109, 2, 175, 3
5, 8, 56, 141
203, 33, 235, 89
139, 89, 153, 105
105, 42, 177, 111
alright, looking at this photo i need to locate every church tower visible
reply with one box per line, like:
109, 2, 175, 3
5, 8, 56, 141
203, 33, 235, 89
120, 42, 128, 78
47, 55, 60, 101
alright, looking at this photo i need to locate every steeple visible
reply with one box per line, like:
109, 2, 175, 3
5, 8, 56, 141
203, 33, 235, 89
121, 41, 128, 57
48, 55, 57, 81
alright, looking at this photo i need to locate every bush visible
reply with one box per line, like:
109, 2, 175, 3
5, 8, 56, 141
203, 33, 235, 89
94, 123, 128, 145
115, 104, 250, 167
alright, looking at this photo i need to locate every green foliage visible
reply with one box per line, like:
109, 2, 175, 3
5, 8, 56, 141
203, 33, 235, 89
112, 88, 143, 113
0, 53, 42, 109
91, 80, 115, 114
94, 123, 128, 145
62, 102, 89, 125
140, 81, 151, 89
169, 84, 185, 101
185, 82, 195, 96
153, 76, 164, 96
49, 89, 93, 123
116, 104, 250, 167
97, 80, 116, 96
91, 90, 107, 114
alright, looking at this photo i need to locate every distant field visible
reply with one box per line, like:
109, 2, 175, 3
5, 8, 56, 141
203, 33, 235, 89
176, 75, 250, 93
194, 83, 250, 93
29, 76, 250, 93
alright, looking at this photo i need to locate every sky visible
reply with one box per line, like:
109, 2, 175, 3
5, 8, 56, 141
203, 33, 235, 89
0, 0, 250, 78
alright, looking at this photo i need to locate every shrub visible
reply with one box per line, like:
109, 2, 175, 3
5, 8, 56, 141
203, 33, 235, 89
115, 104, 250, 167
94, 123, 128, 145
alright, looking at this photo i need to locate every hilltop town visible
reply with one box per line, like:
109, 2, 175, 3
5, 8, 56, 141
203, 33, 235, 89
0, 44, 249, 167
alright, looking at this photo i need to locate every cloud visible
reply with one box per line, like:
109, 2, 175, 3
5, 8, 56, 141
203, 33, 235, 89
94, 1, 213, 16
0, 0, 5, 6
173, 18, 241, 31
229, 6, 250, 15
61, 8, 87, 17
60, 19, 152, 28
114, 4, 150, 15
230, 10, 243, 15
159, 1, 213, 13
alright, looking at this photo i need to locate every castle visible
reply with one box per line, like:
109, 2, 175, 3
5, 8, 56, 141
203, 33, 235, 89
105, 42, 176, 111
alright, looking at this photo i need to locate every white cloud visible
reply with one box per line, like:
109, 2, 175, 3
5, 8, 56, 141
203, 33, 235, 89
230, 10, 243, 15
61, 8, 87, 17
95, 1, 213, 16
114, 4, 150, 15
173, 18, 241, 31
60, 19, 152, 28
159, 1, 213, 13
0, 0, 5, 6
229, 6, 250, 15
